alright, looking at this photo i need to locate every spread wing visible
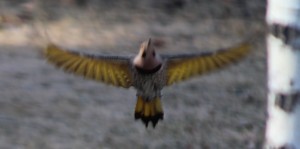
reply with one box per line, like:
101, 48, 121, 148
45, 44, 133, 88
164, 42, 251, 85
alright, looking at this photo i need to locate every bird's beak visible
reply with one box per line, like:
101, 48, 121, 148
147, 38, 152, 48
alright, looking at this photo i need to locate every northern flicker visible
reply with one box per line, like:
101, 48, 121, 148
45, 38, 251, 128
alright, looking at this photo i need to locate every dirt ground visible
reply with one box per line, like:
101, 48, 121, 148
0, 0, 266, 148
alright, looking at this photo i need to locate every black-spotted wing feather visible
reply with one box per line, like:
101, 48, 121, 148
45, 44, 133, 88
164, 42, 251, 85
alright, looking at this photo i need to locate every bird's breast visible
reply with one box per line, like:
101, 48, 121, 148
132, 65, 166, 99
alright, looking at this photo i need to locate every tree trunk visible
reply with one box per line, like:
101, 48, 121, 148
265, 0, 300, 148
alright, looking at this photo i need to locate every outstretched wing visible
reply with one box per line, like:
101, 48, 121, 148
164, 41, 251, 85
45, 44, 133, 88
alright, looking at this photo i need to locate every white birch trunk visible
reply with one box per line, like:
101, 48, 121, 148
265, 0, 300, 148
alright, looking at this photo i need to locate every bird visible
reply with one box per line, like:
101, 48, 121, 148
44, 38, 251, 128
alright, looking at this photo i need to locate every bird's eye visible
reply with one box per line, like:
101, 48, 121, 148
152, 51, 156, 57
142, 52, 146, 58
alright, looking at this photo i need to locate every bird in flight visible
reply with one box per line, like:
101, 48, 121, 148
45, 38, 251, 128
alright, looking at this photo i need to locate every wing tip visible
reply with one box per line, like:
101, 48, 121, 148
240, 33, 258, 50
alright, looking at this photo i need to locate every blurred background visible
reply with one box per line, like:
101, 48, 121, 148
0, 0, 266, 148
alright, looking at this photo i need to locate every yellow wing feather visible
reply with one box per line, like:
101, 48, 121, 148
165, 42, 251, 85
45, 44, 133, 88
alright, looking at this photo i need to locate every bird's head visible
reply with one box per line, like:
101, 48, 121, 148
133, 38, 162, 70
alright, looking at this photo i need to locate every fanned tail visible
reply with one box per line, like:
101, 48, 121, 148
134, 96, 163, 128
